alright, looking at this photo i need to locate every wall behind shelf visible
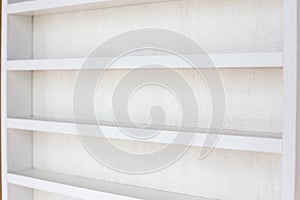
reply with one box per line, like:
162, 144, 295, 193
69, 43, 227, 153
33, 68, 283, 133
33, 190, 78, 200
33, 0, 283, 59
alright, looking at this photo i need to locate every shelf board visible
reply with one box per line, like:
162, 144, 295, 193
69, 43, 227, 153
8, 169, 210, 200
7, 116, 282, 153
6, 52, 283, 71
7, 0, 177, 16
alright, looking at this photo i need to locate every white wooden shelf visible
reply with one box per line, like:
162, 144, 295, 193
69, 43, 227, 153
6, 52, 283, 71
7, 117, 282, 153
8, 0, 177, 16
2, 0, 288, 198
8, 169, 210, 200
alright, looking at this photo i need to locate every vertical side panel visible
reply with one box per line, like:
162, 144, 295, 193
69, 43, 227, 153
296, 1, 300, 199
282, 0, 298, 199
7, 15, 32, 60
7, 129, 32, 172
7, 71, 32, 117
4, 3, 34, 200
2, 0, 8, 199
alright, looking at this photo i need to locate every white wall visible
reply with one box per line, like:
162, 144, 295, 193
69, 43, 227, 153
33, 68, 282, 133
33, 0, 283, 58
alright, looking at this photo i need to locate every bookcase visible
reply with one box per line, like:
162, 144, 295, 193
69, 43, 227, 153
1, 0, 299, 199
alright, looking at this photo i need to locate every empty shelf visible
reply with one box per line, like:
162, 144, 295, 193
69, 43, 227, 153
8, 0, 178, 16
6, 53, 283, 71
8, 168, 211, 200
7, 116, 282, 153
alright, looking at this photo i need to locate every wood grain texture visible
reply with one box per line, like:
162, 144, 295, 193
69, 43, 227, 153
33, 68, 283, 133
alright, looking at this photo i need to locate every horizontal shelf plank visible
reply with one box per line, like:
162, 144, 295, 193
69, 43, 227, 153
6, 52, 283, 71
8, 0, 176, 16
7, 117, 282, 153
8, 169, 210, 200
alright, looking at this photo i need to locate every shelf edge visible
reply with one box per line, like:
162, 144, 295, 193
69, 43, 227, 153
6, 52, 283, 71
7, 117, 282, 154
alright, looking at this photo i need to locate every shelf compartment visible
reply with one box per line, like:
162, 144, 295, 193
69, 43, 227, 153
5, 52, 283, 71
7, 0, 177, 16
8, 168, 211, 200
7, 116, 282, 153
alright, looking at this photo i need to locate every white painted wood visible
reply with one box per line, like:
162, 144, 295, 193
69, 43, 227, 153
7, 72, 32, 117
26, 66, 282, 199
7, 15, 32, 60
32, 69, 283, 133
2, 0, 9, 199
7, 117, 282, 153
8, 184, 33, 200
32, 0, 283, 59
1, 0, 285, 199
32, 132, 281, 200
33, 191, 80, 200
6, 52, 283, 71
296, 10, 300, 198
8, 169, 210, 200
8, 170, 139, 200
7, 0, 178, 16
282, 0, 300, 199
7, 129, 32, 172
8, 0, 32, 4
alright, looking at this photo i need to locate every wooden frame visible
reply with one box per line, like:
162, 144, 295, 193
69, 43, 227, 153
282, 0, 300, 199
